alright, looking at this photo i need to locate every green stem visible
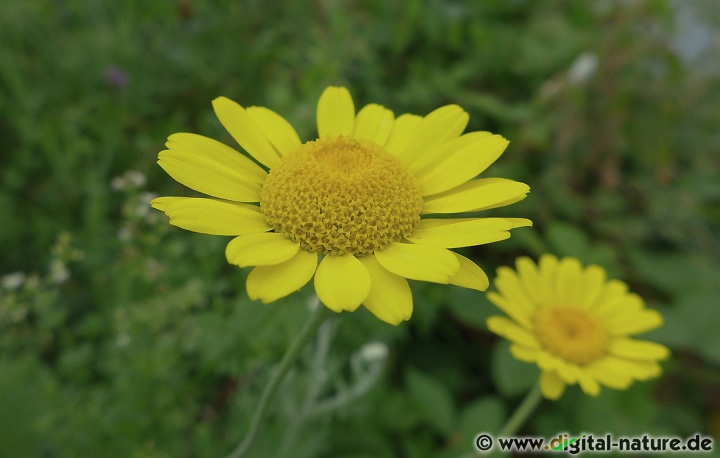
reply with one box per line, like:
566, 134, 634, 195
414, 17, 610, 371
498, 382, 543, 437
227, 298, 333, 458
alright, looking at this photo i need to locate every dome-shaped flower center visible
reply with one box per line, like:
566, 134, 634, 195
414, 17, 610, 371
260, 135, 424, 256
533, 306, 609, 365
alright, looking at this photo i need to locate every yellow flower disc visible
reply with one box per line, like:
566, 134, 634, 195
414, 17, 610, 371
533, 306, 609, 365
260, 135, 424, 256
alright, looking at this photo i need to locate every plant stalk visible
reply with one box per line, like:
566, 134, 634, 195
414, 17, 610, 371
498, 382, 543, 437
227, 298, 332, 458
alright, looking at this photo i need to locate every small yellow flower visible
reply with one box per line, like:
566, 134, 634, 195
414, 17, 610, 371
487, 255, 670, 399
152, 87, 531, 324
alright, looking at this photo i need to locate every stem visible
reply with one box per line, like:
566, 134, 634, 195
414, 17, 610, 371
301, 317, 333, 415
227, 298, 333, 458
498, 382, 543, 437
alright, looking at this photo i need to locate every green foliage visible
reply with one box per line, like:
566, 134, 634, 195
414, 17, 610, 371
1, 0, 719, 456
491, 341, 538, 397
407, 368, 457, 434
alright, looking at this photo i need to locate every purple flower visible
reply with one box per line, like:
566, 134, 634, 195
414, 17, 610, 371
104, 66, 129, 89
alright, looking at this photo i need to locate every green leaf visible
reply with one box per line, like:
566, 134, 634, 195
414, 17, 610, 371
456, 396, 506, 455
573, 385, 661, 436
657, 291, 720, 364
406, 368, 456, 434
628, 249, 720, 295
545, 222, 619, 275
491, 340, 539, 396
445, 285, 495, 329
379, 390, 425, 433
0, 356, 58, 457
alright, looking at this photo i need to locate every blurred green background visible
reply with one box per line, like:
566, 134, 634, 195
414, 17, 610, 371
1, 0, 719, 456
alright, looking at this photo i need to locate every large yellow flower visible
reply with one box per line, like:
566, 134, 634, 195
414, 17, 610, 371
487, 255, 670, 399
152, 87, 531, 325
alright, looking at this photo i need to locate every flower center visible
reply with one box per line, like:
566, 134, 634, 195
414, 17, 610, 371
260, 135, 424, 256
533, 307, 609, 365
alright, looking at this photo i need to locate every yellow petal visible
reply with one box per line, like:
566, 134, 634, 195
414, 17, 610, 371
595, 293, 643, 318
608, 338, 670, 361
540, 370, 566, 400
486, 316, 540, 348
536, 351, 559, 372
374, 243, 459, 283
486, 292, 533, 330
448, 252, 489, 291
505, 218, 534, 229
317, 86, 355, 137
159, 149, 263, 202
601, 356, 663, 381
151, 196, 185, 212
472, 194, 530, 212
410, 131, 491, 175
246, 250, 318, 303
556, 257, 583, 307
540, 354, 580, 384
560, 362, 583, 385
592, 279, 630, 313
359, 255, 413, 325
577, 371, 601, 397
353, 103, 394, 145
384, 113, 422, 156
515, 256, 547, 307
635, 362, 663, 380
422, 178, 530, 214
603, 309, 664, 336
212, 97, 281, 168
416, 134, 509, 196
584, 358, 633, 389
166, 132, 267, 184
494, 266, 537, 320
245, 106, 302, 156
396, 105, 469, 166
578, 265, 606, 308
407, 218, 513, 248
161, 198, 270, 235
538, 254, 560, 305
314, 254, 371, 312
509, 344, 540, 362
225, 233, 300, 267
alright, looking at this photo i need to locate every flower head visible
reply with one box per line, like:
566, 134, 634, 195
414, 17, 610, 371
152, 87, 531, 324
486, 255, 670, 399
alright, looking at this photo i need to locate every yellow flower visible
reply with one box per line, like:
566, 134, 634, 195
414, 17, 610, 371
486, 255, 670, 399
152, 86, 531, 324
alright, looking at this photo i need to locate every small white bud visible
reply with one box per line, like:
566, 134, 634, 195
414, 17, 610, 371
568, 52, 599, 85
359, 341, 389, 363
125, 170, 147, 188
